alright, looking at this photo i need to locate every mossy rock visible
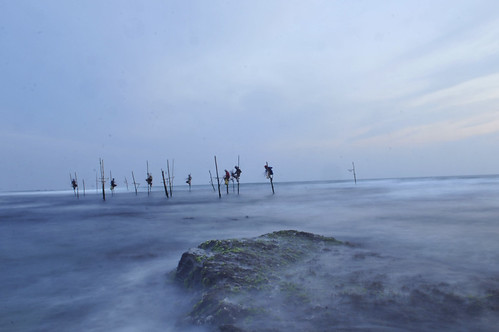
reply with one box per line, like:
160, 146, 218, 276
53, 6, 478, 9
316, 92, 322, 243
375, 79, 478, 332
174, 230, 343, 330
172, 230, 499, 331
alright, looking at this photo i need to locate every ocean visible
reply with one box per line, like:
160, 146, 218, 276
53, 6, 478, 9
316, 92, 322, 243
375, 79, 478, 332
1, 176, 498, 331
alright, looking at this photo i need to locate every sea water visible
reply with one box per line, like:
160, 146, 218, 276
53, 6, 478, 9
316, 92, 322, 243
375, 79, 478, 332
1, 176, 498, 331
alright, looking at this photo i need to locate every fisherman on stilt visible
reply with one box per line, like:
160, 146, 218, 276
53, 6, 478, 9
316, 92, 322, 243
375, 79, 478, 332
232, 165, 242, 180
224, 170, 231, 194
146, 173, 153, 192
264, 164, 273, 179
231, 165, 242, 194
110, 178, 117, 191
264, 163, 275, 194
186, 174, 192, 191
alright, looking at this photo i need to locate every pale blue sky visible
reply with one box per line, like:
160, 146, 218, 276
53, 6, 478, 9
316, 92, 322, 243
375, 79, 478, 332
1, 1, 499, 191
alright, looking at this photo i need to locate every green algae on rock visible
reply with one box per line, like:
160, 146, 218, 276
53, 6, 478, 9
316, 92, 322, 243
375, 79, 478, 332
173, 230, 499, 332
174, 230, 344, 329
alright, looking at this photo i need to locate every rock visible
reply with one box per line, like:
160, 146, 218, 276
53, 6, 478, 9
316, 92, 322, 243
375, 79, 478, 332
173, 230, 499, 331
174, 230, 343, 330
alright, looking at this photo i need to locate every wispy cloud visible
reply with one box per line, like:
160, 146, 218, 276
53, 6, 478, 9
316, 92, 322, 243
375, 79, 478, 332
407, 73, 499, 110
354, 112, 499, 148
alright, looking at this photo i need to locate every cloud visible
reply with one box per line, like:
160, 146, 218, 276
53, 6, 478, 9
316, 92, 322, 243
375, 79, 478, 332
407, 73, 499, 111
353, 112, 499, 148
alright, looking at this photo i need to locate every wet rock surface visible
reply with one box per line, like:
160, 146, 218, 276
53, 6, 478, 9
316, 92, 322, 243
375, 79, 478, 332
173, 230, 499, 331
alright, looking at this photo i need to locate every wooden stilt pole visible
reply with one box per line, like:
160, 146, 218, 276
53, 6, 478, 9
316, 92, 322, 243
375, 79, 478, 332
110, 171, 114, 196
70, 173, 76, 197
353, 162, 357, 184
100, 158, 106, 201
270, 176, 275, 195
265, 162, 275, 194
237, 155, 240, 195
171, 159, 175, 197
82, 179, 85, 197
214, 156, 221, 198
186, 174, 192, 192
75, 172, 79, 198
348, 162, 357, 184
124, 177, 129, 191
145, 161, 155, 195
224, 168, 229, 195
132, 171, 138, 195
161, 169, 169, 198
146, 161, 151, 196
166, 159, 173, 197
209, 170, 216, 192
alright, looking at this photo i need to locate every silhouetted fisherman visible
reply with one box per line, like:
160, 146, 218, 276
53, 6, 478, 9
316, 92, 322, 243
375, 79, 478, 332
110, 178, 117, 191
231, 165, 242, 194
232, 166, 242, 180
71, 179, 78, 190
146, 174, 153, 188
186, 174, 192, 191
264, 164, 273, 179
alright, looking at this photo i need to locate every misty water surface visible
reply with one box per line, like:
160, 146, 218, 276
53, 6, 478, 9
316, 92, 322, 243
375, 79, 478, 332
1, 176, 498, 331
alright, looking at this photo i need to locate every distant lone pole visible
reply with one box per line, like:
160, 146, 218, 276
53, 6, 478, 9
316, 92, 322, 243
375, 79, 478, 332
214, 156, 221, 198
348, 162, 357, 184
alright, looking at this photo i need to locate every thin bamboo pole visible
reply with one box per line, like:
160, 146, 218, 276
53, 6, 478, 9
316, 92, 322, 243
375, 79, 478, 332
265, 162, 274, 194
161, 169, 169, 198
209, 170, 216, 192
166, 159, 173, 197
75, 172, 79, 198
170, 159, 175, 196
214, 156, 221, 198
348, 162, 357, 184
110, 171, 114, 196
70, 173, 76, 197
132, 171, 138, 195
100, 159, 106, 201
146, 161, 151, 196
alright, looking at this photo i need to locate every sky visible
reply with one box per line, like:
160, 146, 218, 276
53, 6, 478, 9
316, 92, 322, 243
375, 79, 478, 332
1, 0, 499, 191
